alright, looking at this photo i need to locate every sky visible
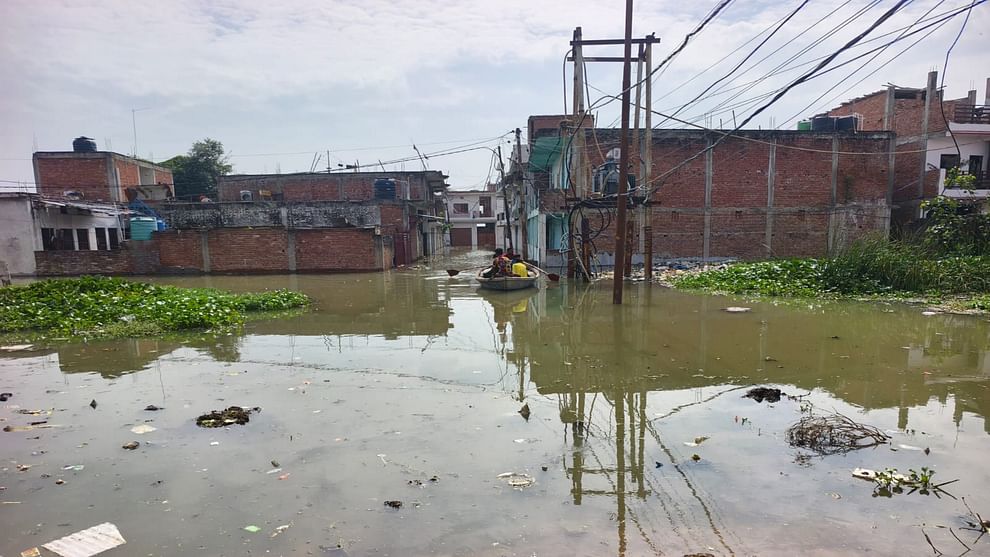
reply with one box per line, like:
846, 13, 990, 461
0, 0, 986, 191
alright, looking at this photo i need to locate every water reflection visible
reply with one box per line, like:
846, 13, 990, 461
3, 269, 990, 554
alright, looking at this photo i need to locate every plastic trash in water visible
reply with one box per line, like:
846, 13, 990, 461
497, 472, 535, 488
42, 522, 126, 557
130, 425, 156, 435
244, 525, 261, 533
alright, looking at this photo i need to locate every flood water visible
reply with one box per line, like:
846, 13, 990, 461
2, 251, 990, 556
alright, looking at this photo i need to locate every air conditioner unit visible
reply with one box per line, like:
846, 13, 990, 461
240, 190, 253, 201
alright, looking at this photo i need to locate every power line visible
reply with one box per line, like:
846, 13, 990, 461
658, 1, 978, 128
636, 0, 914, 197
654, 0, 813, 128
778, 0, 952, 128
670, 0, 883, 127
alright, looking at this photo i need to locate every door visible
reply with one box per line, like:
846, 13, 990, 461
477, 223, 496, 249
450, 227, 472, 246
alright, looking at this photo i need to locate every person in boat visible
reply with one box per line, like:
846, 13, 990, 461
483, 248, 511, 278
511, 254, 528, 278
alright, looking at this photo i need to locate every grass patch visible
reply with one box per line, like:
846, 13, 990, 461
0, 276, 309, 339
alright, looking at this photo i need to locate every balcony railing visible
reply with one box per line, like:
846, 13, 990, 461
952, 104, 990, 125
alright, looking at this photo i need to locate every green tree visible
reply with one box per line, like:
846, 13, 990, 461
161, 138, 232, 199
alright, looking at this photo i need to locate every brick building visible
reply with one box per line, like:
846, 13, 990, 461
29, 168, 451, 276
33, 147, 174, 203
824, 71, 990, 223
218, 170, 449, 265
513, 114, 893, 270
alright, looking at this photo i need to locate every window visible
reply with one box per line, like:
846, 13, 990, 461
108, 228, 120, 249
41, 228, 56, 251
940, 154, 961, 170
76, 229, 90, 250
546, 214, 567, 252
57, 229, 75, 250
479, 196, 491, 216
453, 203, 469, 215
95, 228, 108, 250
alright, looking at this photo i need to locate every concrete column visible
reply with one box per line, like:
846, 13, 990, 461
919, 70, 937, 200
471, 224, 478, 250
828, 136, 839, 253
703, 136, 713, 262
286, 230, 297, 272
985, 78, 990, 105
88, 228, 98, 251
967, 89, 977, 106
883, 85, 895, 130
764, 138, 776, 258
200, 231, 211, 273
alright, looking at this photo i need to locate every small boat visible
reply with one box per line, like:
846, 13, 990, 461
476, 270, 539, 291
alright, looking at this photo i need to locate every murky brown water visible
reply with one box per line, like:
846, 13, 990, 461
2, 250, 990, 556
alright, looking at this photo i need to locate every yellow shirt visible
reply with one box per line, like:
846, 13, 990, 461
512, 262, 528, 277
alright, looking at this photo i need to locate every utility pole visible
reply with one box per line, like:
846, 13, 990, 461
515, 128, 528, 260
497, 144, 513, 253
626, 43, 644, 279
612, 0, 634, 304
567, 28, 659, 288
643, 37, 654, 281
569, 27, 587, 280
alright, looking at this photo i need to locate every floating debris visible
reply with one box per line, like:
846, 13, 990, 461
122, 441, 139, 450
144, 405, 161, 411
723, 307, 751, 313
244, 525, 261, 533
743, 387, 783, 403
497, 472, 535, 488
518, 403, 530, 420
195, 406, 258, 428
383, 500, 403, 509
1, 344, 32, 351
0, 392, 13, 401
787, 412, 889, 455
89, 400, 97, 409
42, 522, 126, 557
130, 425, 156, 435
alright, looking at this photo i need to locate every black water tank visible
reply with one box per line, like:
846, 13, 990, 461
72, 137, 97, 152
811, 116, 836, 132
374, 178, 396, 199
835, 116, 858, 131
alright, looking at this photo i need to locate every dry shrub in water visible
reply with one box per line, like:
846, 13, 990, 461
786, 412, 889, 455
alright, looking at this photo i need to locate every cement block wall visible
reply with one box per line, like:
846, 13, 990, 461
154, 201, 382, 230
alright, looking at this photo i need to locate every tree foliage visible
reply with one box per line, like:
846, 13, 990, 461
161, 138, 232, 199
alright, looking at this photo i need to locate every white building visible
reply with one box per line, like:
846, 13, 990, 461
0, 193, 128, 276
445, 189, 503, 250
930, 82, 990, 200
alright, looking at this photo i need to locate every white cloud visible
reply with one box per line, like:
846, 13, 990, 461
0, 0, 986, 185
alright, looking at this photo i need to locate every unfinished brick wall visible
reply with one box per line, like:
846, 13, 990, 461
295, 229, 381, 271
34, 240, 160, 276
158, 230, 205, 272
35, 156, 110, 201
556, 129, 893, 261
207, 229, 289, 272
220, 172, 433, 202
115, 160, 140, 188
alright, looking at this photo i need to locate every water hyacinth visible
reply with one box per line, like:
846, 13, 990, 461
0, 276, 308, 337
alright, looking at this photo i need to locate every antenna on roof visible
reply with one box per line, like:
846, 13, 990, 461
412, 143, 428, 171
